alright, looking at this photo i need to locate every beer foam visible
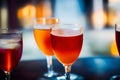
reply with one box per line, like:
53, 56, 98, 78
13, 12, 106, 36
116, 29, 120, 32
34, 25, 50, 29
51, 29, 83, 37
0, 39, 20, 49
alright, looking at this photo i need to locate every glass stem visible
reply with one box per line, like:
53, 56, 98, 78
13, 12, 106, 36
64, 65, 71, 80
5, 71, 10, 80
46, 56, 54, 77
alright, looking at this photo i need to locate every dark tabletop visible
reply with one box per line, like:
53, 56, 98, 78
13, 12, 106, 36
1, 56, 120, 80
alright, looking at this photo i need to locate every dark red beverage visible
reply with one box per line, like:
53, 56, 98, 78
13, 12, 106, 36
0, 39, 22, 72
116, 30, 120, 54
51, 33, 83, 66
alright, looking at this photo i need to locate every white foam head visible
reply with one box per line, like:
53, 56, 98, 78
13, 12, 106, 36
0, 39, 20, 49
115, 24, 120, 31
51, 24, 83, 37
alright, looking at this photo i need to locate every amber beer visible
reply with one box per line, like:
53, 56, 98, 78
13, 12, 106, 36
34, 29, 53, 56
51, 30, 83, 66
34, 18, 60, 56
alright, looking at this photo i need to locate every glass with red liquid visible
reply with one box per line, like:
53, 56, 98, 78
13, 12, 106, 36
0, 29, 23, 80
111, 24, 120, 80
50, 24, 84, 80
116, 24, 120, 54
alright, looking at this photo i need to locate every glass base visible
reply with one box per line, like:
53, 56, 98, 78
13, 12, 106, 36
110, 75, 120, 80
37, 77, 56, 80
37, 72, 63, 80
56, 73, 84, 80
43, 72, 59, 78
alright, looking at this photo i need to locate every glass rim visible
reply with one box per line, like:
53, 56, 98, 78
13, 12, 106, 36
50, 24, 83, 29
33, 17, 60, 29
33, 17, 60, 24
115, 24, 120, 31
34, 17, 60, 20
50, 24, 83, 36
51, 23, 83, 26
0, 28, 22, 34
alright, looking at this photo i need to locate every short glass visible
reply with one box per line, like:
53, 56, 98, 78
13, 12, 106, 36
0, 28, 23, 80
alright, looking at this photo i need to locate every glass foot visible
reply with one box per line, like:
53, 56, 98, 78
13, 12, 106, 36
44, 72, 59, 78
110, 75, 120, 80
37, 72, 63, 80
37, 77, 56, 80
56, 73, 84, 80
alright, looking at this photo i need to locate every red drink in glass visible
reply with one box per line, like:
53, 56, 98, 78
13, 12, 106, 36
50, 24, 83, 80
116, 30, 120, 54
0, 29, 22, 80
51, 31, 83, 66
0, 39, 22, 72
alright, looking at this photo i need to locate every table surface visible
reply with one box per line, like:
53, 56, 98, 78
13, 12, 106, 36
0, 56, 120, 80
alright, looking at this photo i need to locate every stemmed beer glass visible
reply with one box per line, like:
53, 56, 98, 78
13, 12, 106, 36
110, 24, 120, 80
0, 29, 23, 80
33, 17, 60, 79
50, 24, 83, 80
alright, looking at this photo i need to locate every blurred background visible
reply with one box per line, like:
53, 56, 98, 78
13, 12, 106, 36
0, 0, 120, 60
